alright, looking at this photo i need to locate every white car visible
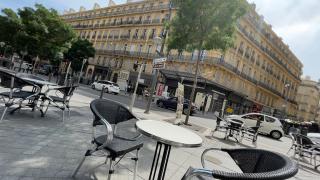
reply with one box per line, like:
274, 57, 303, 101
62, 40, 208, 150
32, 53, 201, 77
91, 80, 120, 95
226, 113, 284, 140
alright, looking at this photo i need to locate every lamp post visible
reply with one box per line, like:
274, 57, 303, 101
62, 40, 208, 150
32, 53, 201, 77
78, 58, 87, 85
284, 83, 290, 119
144, 36, 164, 114
129, 62, 145, 111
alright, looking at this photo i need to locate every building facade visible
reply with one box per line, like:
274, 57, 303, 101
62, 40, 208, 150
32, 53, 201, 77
61, 0, 303, 117
295, 77, 320, 122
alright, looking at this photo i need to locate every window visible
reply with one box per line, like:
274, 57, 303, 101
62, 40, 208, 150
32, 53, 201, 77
242, 114, 264, 121
265, 116, 276, 123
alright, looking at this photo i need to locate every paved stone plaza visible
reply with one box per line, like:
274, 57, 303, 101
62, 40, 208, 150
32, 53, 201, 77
0, 88, 319, 180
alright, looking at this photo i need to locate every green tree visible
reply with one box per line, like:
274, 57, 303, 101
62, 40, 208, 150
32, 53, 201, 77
0, 4, 75, 71
64, 39, 95, 73
168, 0, 248, 124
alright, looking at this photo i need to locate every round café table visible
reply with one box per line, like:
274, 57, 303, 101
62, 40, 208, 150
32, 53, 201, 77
136, 120, 202, 180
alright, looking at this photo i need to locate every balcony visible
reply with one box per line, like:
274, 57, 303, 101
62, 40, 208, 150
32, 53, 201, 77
143, 20, 151, 24
64, 4, 171, 21
120, 35, 130, 39
152, 19, 161, 24
237, 25, 300, 80
140, 35, 146, 40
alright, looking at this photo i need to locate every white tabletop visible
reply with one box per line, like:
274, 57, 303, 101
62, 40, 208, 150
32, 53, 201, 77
136, 120, 203, 147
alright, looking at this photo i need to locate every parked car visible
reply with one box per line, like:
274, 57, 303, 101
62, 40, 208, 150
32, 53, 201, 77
156, 97, 197, 115
38, 64, 53, 75
91, 80, 120, 95
225, 113, 284, 140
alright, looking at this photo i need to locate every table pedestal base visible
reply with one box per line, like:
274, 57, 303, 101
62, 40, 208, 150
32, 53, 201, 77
149, 142, 172, 180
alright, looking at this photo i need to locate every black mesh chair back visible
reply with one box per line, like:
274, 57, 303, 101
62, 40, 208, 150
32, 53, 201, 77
0, 70, 34, 89
91, 98, 135, 125
73, 99, 143, 180
226, 149, 286, 173
183, 148, 298, 180
294, 133, 315, 147
55, 86, 78, 98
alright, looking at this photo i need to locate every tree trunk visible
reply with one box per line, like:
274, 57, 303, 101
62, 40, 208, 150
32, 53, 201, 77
185, 49, 202, 125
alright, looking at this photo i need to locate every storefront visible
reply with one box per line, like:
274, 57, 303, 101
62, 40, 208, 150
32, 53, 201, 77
92, 65, 112, 81
159, 69, 248, 115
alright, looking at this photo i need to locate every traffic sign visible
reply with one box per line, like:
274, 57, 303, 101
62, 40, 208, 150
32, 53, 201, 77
153, 57, 166, 69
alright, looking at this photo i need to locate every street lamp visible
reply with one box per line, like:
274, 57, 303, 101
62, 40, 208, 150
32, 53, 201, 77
283, 83, 291, 119
144, 36, 164, 114
78, 58, 87, 85
129, 62, 145, 111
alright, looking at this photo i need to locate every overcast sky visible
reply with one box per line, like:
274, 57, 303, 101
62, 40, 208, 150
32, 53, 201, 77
1, 0, 319, 81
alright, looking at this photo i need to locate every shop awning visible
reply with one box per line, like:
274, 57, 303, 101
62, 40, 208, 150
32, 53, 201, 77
160, 69, 247, 98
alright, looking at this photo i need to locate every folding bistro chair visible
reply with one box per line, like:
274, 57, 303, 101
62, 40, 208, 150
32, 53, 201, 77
41, 86, 77, 122
224, 119, 244, 142
72, 99, 144, 180
182, 148, 298, 180
287, 133, 320, 169
0, 70, 40, 122
240, 125, 261, 143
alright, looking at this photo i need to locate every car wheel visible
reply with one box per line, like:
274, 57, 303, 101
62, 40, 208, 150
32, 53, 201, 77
270, 130, 282, 140
91, 85, 95, 89
158, 102, 164, 108
105, 88, 109, 93
113, 92, 118, 95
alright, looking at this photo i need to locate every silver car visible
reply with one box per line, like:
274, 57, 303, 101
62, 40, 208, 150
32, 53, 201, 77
91, 80, 120, 95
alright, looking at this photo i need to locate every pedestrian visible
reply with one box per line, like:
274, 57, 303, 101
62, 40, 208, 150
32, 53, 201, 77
127, 82, 132, 96
124, 82, 128, 95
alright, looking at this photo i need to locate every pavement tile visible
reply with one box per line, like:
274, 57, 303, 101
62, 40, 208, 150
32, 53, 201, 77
0, 86, 319, 180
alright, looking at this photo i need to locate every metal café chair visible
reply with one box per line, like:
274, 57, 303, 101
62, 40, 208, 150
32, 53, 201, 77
41, 86, 77, 122
213, 116, 229, 132
287, 133, 320, 169
182, 148, 298, 180
240, 126, 261, 143
224, 119, 244, 142
72, 99, 144, 180
0, 70, 40, 122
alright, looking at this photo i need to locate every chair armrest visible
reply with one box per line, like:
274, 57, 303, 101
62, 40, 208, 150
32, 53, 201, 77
25, 84, 41, 99
201, 148, 222, 169
114, 118, 143, 141
181, 167, 213, 180
96, 118, 113, 150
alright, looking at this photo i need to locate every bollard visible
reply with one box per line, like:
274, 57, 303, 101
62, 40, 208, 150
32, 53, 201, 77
100, 86, 105, 99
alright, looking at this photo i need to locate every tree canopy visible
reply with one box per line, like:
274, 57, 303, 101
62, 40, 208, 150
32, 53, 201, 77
64, 38, 95, 72
0, 4, 75, 61
168, 0, 248, 53
167, 0, 248, 124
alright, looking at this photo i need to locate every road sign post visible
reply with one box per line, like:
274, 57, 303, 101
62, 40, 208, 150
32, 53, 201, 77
144, 58, 167, 114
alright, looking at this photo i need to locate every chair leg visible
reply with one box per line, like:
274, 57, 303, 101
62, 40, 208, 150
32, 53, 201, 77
106, 158, 113, 180
68, 108, 71, 120
72, 154, 88, 178
133, 149, 139, 180
62, 109, 65, 123
287, 145, 293, 155
0, 107, 8, 122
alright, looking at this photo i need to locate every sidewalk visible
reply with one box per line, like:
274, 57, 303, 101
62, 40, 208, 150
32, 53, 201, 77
0, 90, 318, 179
